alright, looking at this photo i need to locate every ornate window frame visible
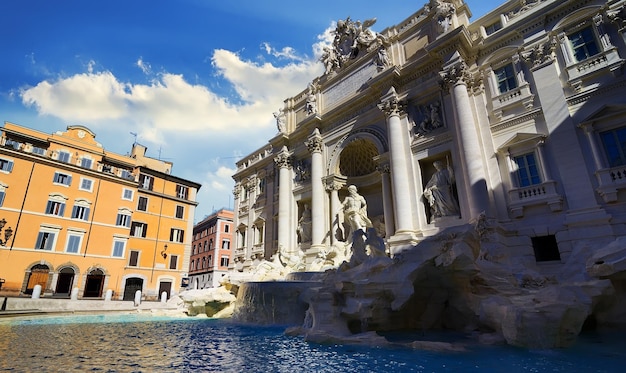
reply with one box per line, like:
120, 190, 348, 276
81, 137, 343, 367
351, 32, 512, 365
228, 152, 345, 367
483, 51, 534, 120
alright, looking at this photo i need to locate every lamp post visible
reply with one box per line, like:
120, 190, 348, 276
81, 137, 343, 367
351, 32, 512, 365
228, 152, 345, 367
0, 218, 13, 246
161, 244, 168, 259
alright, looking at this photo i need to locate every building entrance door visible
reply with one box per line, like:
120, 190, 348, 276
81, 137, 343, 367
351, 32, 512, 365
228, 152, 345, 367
158, 281, 172, 300
25, 264, 49, 294
83, 269, 105, 298
123, 278, 144, 301
55, 267, 75, 297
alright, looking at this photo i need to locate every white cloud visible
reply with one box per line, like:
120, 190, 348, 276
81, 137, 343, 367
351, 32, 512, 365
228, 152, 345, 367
136, 58, 152, 75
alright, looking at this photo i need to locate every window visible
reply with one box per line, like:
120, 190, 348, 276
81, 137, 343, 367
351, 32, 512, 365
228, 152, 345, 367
137, 196, 148, 211
116, 213, 131, 227
485, 20, 502, 36
0, 158, 14, 172
139, 174, 154, 190
80, 158, 93, 169
192, 244, 196, 255
600, 127, 626, 167
71, 205, 90, 221
35, 230, 57, 251
176, 185, 189, 199
122, 188, 134, 201
45, 200, 66, 216
130, 222, 147, 238
202, 257, 206, 269
494, 64, 517, 94
79, 178, 93, 192
4, 139, 20, 149
112, 240, 126, 257
0, 190, 5, 207
224, 224, 229, 233
221, 256, 229, 267
53, 172, 72, 186
208, 255, 212, 267
204, 240, 209, 252
169, 255, 178, 270
65, 234, 83, 254
175, 205, 184, 219
57, 151, 71, 163
568, 26, 599, 62
170, 228, 184, 243
32, 146, 45, 155
514, 153, 541, 187
129, 250, 140, 266
120, 169, 133, 180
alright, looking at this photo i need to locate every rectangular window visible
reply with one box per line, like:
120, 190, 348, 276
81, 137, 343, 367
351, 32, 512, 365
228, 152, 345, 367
120, 169, 133, 180
175, 205, 184, 219
485, 20, 502, 36
66, 234, 82, 254
116, 213, 131, 227
0, 191, 5, 207
80, 158, 92, 169
140, 174, 154, 190
222, 240, 230, 250
53, 172, 72, 186
4, 139, 20, 149
32, 146, 45, 155
170, 228, 184, 243
137, 196, 148, 211
79, 178, 93, 192
129, 250, 140, 266
176, 185, 189, 199
600, 127, 626, 167
57, 151, 71, 163
71, 205, 90, 221
35, 231, 56, 251
130, 222, 147, 238
112, 240, 126, 257
221, 256, 229, 267
122, 188, 134, 201
169, 255, 178, 270
569, 26, 599, 62
45, 200, 66, 216
0, 158, 14, 172
224, 224, 230, 233
514, 153, 541, 187
495, 64, 517, 94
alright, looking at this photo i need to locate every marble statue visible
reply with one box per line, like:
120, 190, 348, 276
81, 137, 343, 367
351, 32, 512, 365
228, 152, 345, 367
273, 108, 286, 133
423, 161, 460, 220
341, 185, 372, 240
413, 101, 443, 136
429, 0, 456, 34
321, 46, 340, 74
297, 204, 312, 243
306, 84, 317, 115
375, 45, 391, 70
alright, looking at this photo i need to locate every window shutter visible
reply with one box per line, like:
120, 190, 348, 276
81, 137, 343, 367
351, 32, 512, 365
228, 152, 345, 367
67, 175, 72, 185
84, 208, 90, 220
142, 224, 147, 238
170, 229, 174, 242
7, 161, 13, 172
71, 206, 78, 218
149, 176, 154, 190
0, 191, 5, 207
180, 230, 184, 243
45, 201, 52, 214
45, 233, 55, 250
59, 203, 65, 216
34, 232, 44, 249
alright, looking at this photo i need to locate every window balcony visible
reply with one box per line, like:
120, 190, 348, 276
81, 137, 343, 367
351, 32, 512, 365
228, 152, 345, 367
595, 165, 626, 203
566, 48, 624, 91
491, 83, 534, 120
508, 180, 563, 218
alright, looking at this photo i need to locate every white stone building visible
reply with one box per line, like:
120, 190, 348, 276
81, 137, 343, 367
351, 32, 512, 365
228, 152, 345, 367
231, 0, 626, 274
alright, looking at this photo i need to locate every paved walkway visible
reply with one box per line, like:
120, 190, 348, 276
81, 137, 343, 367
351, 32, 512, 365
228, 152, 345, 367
0, 296, 180, 318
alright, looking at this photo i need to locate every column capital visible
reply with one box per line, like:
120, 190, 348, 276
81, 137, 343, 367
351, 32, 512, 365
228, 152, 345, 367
274, 146, 292, 169
305, 128, 323, 154
323, 174, 346, 192
376, 163, 391, 174
439, 60, 471, 91
521, 36, 557, 69
377, 86, 407, 117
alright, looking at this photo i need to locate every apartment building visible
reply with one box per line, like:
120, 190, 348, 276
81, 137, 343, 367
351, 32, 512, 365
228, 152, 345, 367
189, 209, 233, 288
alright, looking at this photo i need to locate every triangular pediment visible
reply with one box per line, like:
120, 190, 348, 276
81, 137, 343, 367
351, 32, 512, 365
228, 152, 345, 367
580, 104, 626, 125
498, 133, 546, 152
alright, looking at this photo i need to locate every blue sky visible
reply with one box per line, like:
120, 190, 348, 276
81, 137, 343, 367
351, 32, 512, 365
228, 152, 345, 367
0, 0, 501, 221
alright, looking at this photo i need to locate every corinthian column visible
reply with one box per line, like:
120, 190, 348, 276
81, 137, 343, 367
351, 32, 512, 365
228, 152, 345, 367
440, 58, 490, 218
274, 146, 292, 252
305, 128, 325, 248
377, 87, 415, 234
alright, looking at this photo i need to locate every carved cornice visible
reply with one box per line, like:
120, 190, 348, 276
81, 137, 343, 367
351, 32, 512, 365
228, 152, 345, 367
489, 108, 542, 133
608, 4, 626, 30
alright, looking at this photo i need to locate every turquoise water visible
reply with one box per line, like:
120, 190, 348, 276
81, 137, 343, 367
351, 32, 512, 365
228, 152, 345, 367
0, 314, 624, 372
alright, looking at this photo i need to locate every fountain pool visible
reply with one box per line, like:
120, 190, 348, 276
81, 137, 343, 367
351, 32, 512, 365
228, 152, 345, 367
0, 314, 623, 372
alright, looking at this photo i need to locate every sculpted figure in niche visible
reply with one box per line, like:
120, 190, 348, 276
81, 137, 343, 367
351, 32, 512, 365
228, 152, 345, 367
306, 84, 317, 115
423, 160, 460, 221
341, 185, 372, 240
297, 204, 312, 243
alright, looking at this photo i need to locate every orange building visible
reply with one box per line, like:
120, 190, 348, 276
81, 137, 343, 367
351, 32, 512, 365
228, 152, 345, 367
189, 209, 233, 288
0, 122, 200, 300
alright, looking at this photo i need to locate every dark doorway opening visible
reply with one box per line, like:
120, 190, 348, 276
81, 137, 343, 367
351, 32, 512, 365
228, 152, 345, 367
158, 281, 172, 300
123, 277, 144, 301
55, 267, 75, 297
83, 269, 105, 298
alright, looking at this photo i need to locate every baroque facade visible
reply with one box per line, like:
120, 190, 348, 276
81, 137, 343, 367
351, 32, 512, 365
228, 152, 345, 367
189, 208, 233, 289
0, 122, 200, 300
231, 0, 626, 274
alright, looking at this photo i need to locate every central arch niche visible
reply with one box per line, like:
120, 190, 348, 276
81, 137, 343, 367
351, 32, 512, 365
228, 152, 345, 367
339, 138, 379, 177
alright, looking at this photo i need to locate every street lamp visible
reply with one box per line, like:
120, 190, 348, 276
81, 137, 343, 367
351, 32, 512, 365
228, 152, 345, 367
161, 244, 168, 259
0, 218, 13, 246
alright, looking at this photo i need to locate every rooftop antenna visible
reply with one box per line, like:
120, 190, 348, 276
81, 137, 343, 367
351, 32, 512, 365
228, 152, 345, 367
130, 132, 138, 146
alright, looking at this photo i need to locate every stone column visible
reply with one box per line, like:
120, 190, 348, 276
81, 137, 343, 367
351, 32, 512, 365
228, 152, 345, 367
324, 177, 345, 246
306, 129, 325, 249
440, 58, 490, 218
274, 146, 292, 251
376, 163, 395, 238
378, 87, 415, 234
